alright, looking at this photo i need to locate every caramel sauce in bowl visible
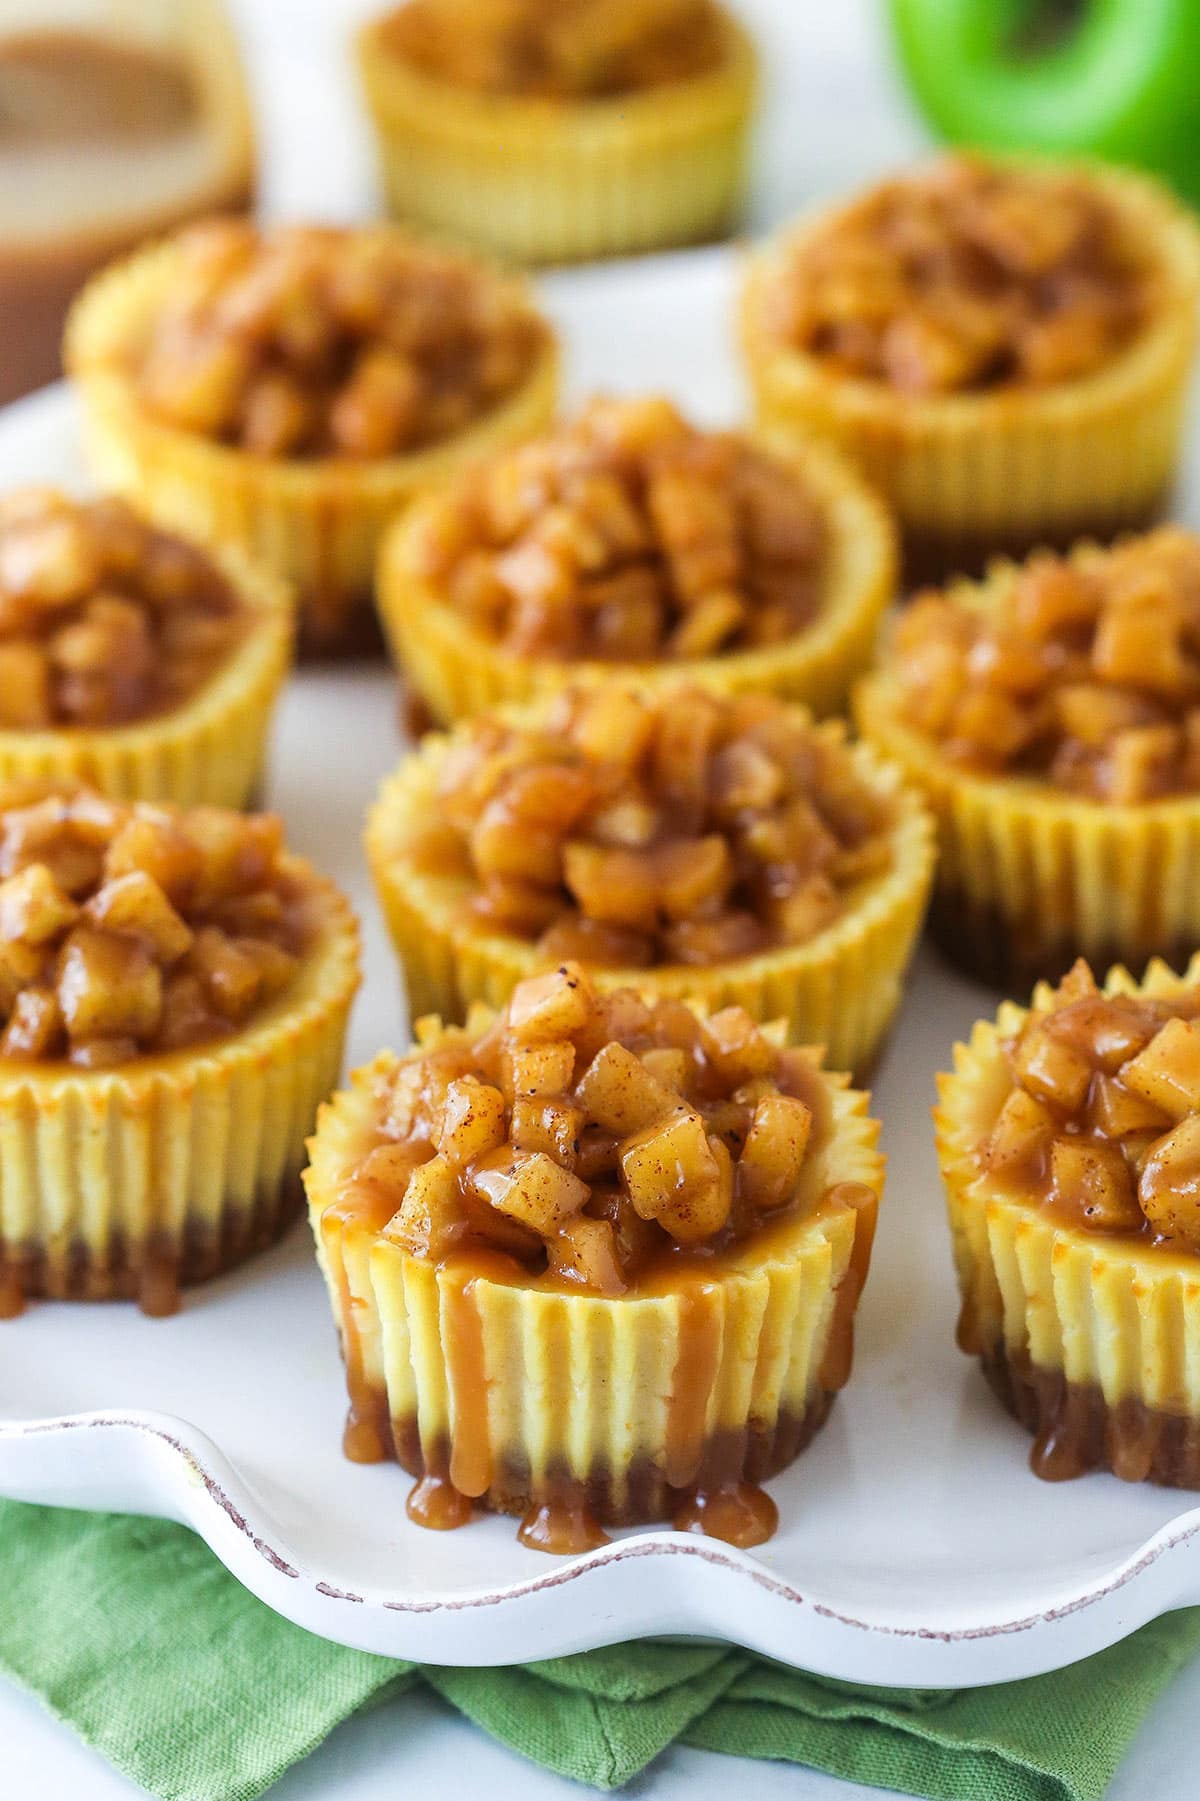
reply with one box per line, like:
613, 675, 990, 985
0, 2, 254, 403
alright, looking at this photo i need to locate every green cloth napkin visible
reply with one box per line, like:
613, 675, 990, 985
2, 1497, 1199, 1801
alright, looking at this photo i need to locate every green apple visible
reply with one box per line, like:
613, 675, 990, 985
888, 0, 1200, 204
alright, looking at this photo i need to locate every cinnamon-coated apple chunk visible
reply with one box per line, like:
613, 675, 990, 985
352, 961, 843, 1292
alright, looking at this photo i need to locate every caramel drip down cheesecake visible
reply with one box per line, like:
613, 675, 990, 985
742, 154, 1200, 575
305, 961, 883, 1552
938, 957, 1200, 1487
856, 527, 1200, 988
0, 785, 358, 1316
0, 487, 290, 806
376, 395, 897, 723
66, 220, 558, 653
366, 684, 933, 1076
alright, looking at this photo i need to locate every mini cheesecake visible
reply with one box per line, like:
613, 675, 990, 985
857, 527, 1200, 989
66, 220, 558, 653
743, 154, 1200, 577
305, 960, 883, 1550
0, 487, 290, 806
376, 394, 897, 723
366, 684, 933, 1076
0, 784, 359, 1316
938, 956, 1200, 1486
357, 0, 758, 262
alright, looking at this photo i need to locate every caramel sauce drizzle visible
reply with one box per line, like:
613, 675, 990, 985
664, 1282, 723, 1492
1026, 1374, 1175, 1485
818, 1182, 878, 1393
1029, 1413, 1093, 1482
0, 1257, 24, 1320
983, 1344, 1200, 1487
136, 1246, 182, 1321
442, 1274, 493, 1499
329, 1169, 876, 1550
323, 1199, 391, 1465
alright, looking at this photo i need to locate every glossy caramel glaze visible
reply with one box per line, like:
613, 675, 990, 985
324, 1145, 873, 1549
325, 1190, 874, 1549
337, 968, 839, 1298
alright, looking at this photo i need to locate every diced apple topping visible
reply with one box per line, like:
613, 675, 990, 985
414, 684, 893, 971
385, 1154, 463, 1260
436, 1077, 508, 1168
0, 787, 308, 1065
989, 960, 1200, 1243
136, 221, 545, 459
892, 527, 1200, 802
1138, 1115, 1200, 1251
620, 1107, 729, 1242
0, 490, 247, 730
736, 1094, 813, 1212
766, 155, 1148, 397
510, 1095, 585, 1166
472, 1150, 590, 1232
508, 963, 596, 1042
546, 1216, 624, 1295
1086, 1073, 1170, 1138
1120, 1019, 1200, 1121
984, 1086, 1057, 1178
1048, 1135, 1142, 1232
404, 397, 827, 662
1011, 1021, 1092, 1113
506, 1039, 576, 1099
575, 1041, 676, 1135
347, 964, 851, 1292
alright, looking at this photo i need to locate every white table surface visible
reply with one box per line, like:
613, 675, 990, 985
6, 1, 1200, 1796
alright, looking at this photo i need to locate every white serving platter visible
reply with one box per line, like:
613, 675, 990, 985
3, 249, 1200, 1689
